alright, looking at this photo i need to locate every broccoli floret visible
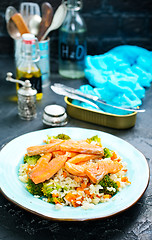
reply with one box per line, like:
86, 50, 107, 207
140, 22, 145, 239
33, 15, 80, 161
26, 178, 43, 196
47, 196, 55, 204
99, 175, 118, 196
42, 182, 54, 197
103, 147, 113, 158
45, 134, 71, 143
42, 182, 65, 205
42, 181, 62, 197
24, 155, 41, 165
47, 196, 64, 204
54, 134, 71, 140
87, 135, 102, 146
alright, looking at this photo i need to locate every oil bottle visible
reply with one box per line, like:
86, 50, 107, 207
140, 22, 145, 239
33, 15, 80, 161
58, 0, 87, 79
16, 33, 42, 100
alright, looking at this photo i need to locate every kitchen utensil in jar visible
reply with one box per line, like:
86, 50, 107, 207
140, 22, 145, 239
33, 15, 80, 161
40, 2, 67, 41
5, 6, 17, 23
29, 15, 42, 36
37, 2, 54, 41
20, 2, 40, 27
7, 13, 30, 39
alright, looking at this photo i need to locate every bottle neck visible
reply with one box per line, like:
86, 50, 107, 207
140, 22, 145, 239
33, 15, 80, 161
66, 0, 82, 11
22, 43, 33, 61
61, 0, 86, 32
21, 41, 40, 62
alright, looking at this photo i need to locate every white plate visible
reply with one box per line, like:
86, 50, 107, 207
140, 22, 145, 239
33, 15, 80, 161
0, 127, 150, 221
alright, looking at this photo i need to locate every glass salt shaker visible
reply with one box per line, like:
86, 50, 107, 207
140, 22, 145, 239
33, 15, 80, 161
6, 72, 37, 120
42, 104, 68, 126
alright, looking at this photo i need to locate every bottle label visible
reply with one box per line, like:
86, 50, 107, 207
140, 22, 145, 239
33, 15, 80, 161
19, 77, 42, 94
60, 43, 86, 61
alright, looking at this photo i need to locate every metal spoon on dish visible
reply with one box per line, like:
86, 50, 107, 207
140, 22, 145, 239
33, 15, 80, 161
51, 85, 100, 110
53, 83, 146, 113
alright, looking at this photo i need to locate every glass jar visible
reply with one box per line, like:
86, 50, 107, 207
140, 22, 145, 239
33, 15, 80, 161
58, 0, 87, 79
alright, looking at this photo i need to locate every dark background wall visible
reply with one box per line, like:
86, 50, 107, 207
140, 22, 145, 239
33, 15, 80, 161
0, 0, 152, 72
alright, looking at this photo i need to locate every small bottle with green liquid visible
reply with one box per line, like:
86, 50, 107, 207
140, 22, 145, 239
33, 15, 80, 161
16, 33, 42, 100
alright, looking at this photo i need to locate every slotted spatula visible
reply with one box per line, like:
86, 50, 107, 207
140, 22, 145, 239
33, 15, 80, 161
20, 2, 41, 27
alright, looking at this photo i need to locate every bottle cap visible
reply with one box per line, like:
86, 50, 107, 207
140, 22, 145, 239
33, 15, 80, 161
42, 104, 68, 126
22, 33, 35, 44
64, 0, 82, 10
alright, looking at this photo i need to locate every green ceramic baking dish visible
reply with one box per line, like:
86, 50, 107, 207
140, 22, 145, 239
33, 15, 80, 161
64, 97, 137, 129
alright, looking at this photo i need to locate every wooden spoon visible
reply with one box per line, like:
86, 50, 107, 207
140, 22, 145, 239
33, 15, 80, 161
40, 3, 67, 41
37, 2, 53, 41
7, 13, 30, 39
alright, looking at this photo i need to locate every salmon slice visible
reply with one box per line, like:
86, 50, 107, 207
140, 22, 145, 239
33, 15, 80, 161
27, 140, 64, 156
29, 154, 68, 184
33, 153, 52, 168
29, 153, 52, 183
60, 140, 104, 155
52, 150, 66, 158
85, 159, 123, 183
66, 152, 78, 158
67, 153, 102, 164
52, 151, 77, 159
48, 139, 64, 143
65, 162, 86, 176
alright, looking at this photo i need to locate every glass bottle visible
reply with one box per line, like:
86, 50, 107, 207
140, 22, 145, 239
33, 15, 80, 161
58, 0, 87, 79
16, 33, 42, 100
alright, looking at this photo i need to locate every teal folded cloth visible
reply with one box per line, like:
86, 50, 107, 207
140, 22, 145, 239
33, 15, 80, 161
73, 45, 152, 115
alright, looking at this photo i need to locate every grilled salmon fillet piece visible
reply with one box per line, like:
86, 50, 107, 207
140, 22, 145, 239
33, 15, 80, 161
67, 153, 102, 164
27, 140, 64, 156
85, 159, 123, 183
59, 140, 104, 155
29, 153, 68, 184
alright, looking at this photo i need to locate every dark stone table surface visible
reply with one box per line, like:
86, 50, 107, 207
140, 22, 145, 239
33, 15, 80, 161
0, 55, 151, 240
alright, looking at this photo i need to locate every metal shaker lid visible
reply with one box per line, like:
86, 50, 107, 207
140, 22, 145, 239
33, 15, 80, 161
44, 105, 66, 117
